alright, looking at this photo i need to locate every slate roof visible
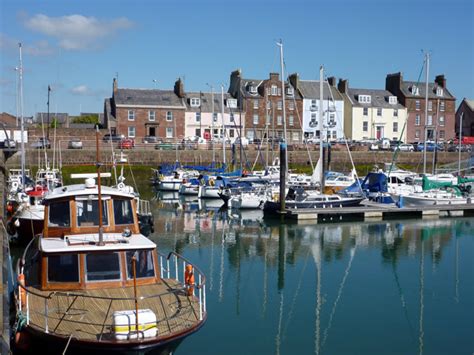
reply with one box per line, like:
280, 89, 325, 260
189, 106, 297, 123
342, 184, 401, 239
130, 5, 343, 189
347, 88, 405, 109
400, 81, 455, 100
464, 99, 474, 111
114, 88, 185, 108
239, 79, 264, 98
297, 80, 343, 101
184, 92, 235, 113
36, 112, 69, 123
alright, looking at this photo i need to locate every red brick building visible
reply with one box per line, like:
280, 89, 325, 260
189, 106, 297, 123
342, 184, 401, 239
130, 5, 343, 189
455, 98, 474, 138
228, 70, 303, 143
104, 78, 186, 141
386, 72, 456, 143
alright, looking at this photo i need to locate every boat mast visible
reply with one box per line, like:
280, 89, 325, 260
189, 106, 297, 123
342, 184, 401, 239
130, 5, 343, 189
96, 125, 104, 246
319, 66, 325, 191
278, 40, 288, 173
18, 43, 26, 188
458, 112, 464, 174
422, 52, 430, 175
221, 85, 226, 167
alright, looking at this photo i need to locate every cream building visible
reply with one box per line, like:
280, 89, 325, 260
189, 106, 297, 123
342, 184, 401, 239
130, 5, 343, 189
338, 80, 407, 142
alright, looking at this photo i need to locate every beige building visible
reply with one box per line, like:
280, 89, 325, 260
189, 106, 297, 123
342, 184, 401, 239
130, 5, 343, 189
338, 80, 407, 142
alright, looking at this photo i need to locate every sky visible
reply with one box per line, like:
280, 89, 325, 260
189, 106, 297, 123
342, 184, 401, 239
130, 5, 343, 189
1, 0, 473, 118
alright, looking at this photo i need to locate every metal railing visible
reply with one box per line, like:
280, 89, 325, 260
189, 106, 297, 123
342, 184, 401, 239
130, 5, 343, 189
16, 251, 207, 340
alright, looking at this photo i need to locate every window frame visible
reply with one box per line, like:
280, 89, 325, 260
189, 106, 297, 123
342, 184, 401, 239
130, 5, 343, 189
85, 252, 122, 283
148, 110, 156, 121
128, 110, 135, 121
166, 111, 173, 122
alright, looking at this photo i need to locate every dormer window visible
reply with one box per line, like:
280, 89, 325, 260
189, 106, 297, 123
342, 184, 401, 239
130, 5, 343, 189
358, 95, 371, 104
388, 96, 397, 105
287, 87, 294, 96
310, 100, 318, 111
271, 85, 278, 96
190, 98, 201, 107
227, 98, 237, 108
436, 87, 443, 97
411, 85, 419, 95
248, 85, 257, 94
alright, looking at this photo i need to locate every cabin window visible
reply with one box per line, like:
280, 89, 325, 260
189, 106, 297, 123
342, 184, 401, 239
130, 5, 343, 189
76, 198, 109, 227
48, 200, 70, 227
85, 252, 121, 282
47, 254, 79, 283
113, 199, 134, 225
126, 250, 155, 279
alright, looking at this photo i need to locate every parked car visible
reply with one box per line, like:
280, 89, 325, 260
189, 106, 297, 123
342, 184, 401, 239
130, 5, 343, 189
67, 138, 83, 149
416, 142, 444, 152
31, 138, 51, 149
393, 143, 415, 152
447, 144, 472, 152
3, 138, 16, 149
103, 133, 124, 142
184, 135, 200, 143
143, 136, 161, 144
118, 138, 135, 149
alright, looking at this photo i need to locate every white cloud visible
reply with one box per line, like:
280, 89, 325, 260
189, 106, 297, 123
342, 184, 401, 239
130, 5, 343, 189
24, 14, 133, 50
70, 85, 90, 95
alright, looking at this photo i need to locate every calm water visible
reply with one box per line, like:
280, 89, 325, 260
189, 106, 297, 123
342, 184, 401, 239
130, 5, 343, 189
151, 192, 474, 355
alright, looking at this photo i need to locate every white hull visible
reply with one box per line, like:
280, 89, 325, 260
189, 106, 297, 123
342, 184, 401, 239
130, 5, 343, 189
230, 194, 265, 209
158, 179, 182, 191
179, 184, 199, 195
198, 186, 221, 199
401, 194, 469, 206
15, 204, 44, 221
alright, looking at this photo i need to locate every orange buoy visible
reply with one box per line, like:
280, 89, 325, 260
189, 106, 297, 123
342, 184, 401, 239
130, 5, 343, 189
17, 273, 26, 308
184, 265, 195, 296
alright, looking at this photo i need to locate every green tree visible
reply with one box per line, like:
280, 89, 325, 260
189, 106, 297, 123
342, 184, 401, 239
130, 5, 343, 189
71, 114, 99, 124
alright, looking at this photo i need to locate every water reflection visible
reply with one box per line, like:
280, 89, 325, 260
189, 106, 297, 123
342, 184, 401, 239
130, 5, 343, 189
150, 193, 473, 355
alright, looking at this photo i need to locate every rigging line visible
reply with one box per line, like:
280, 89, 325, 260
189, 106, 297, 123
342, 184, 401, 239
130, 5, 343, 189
321, 246, 357, 348
282, 247, 311, 337
283, 61, 314, 171
326, 78, 363, 192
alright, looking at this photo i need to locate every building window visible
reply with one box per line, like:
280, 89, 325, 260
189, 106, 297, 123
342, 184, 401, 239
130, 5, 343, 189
128, 126, 135, 138
289, 101, 294, 111
277, 87, 282, 96
277, 115, 282, 125
227, 99, 237, 108
394, 109, 398, 117
363, 107, 368, 116
289, 115, 294, 126
358, 95, 371, 103
377, 108, 382, 116
415, 100, 420, 111
363, 121, 368, 132
428, 101, 433, 111
190, 98, 201, 107
195, 112, 201, 122
415, 114, 421, 126
440, 101, 445, 112
166, 127, 173, 138
166, 111, 173, 121
332, 131, 337, 139
287, 87, 294, 96
436, 87, 443, 97
271, 85, 277, 96
230, 113, 234, 122
388, 96, 397, 105
411, 85, 419, 95
148, 111, 155, 121
277, 101, 283, 110
246, 130, 255, 141
310, 100, 318, 111
213, 113, 218, 122
439, 116, 445, 126
292, 131, 299, 141
195, 128, 201, 136
128, 110, 135, 121
393, 122, 398, 133
415, 130, 420, 138
253, 99, 259, 109
427, 115, 433, 126
253, 114, 259, 125
439, 130, 445, 139
229, 130, 234, 138
266, 114, 271, 125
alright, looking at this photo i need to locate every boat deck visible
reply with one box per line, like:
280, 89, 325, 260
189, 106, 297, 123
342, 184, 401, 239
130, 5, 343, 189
25, 278, 201, 342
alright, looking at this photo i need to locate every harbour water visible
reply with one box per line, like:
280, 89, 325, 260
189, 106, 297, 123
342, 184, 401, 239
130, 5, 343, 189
152, 192, 473, 355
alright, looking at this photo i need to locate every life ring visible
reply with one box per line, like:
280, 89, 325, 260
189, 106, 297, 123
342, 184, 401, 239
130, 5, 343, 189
17, 273, 26, 309
11, 181, 19, 190
184, 265, 195, 296
117, 182, 125, 190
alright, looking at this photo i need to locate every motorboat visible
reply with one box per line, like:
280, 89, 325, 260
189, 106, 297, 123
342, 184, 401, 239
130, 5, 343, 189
14, 176, 207, 354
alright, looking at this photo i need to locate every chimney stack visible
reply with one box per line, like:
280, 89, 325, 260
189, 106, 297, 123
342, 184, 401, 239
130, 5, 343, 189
269, 72, 280, 81
113, 78, 118, 94
328, 77, 336, 87
337, 79, 349, 94
435, 74, 446, 88
174, 78, 185, 98
288, 73, 299, 92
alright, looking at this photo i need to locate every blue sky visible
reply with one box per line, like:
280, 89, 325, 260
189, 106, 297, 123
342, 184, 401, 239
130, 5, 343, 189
1, 0, 473, 117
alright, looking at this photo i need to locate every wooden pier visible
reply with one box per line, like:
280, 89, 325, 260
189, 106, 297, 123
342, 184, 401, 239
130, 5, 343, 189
281, 201, 474, 222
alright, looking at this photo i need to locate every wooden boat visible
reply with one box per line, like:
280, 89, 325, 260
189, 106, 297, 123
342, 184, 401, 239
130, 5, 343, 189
14, 177, 207, 354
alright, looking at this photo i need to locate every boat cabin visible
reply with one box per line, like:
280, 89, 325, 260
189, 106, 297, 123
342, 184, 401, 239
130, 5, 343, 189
28, 179, 160, 291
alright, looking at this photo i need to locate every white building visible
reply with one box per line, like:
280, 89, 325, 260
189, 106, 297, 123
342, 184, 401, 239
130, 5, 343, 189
184, 92, 244, 141
289, 75, 344, 141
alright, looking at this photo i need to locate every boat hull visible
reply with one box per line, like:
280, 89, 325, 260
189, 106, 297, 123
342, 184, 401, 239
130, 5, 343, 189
263, 197, 365, 213
400, 195, 468, 206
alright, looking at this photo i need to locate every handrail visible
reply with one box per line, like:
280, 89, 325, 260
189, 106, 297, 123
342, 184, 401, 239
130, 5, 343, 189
164, 251, 207, 289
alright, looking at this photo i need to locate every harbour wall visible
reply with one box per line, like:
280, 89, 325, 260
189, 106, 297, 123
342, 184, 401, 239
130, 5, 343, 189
5, 148, 469, 173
